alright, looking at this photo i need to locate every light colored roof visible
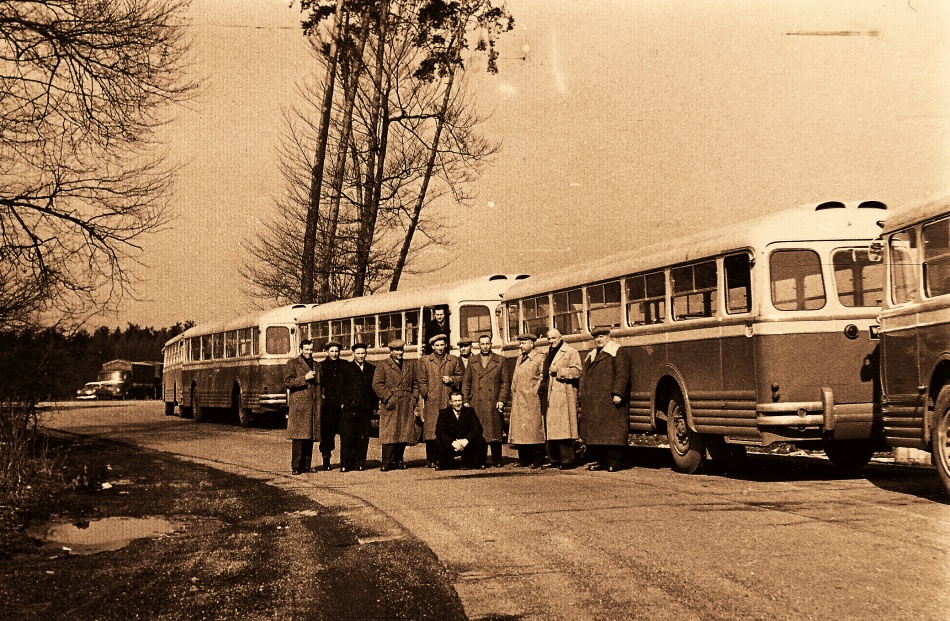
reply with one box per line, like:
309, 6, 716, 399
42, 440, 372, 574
504, 201, 887, 300
881, 190, 950, 234
175, 303, 316, 342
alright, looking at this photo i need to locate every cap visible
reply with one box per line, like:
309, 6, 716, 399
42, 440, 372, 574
351, 342, 367, 351
325, 341, 343, 350
590, 326, 611, 337
387, 338, 406, 349
457, 340, 472, 347
516, 333, 538, 342
428, 333, 448, 345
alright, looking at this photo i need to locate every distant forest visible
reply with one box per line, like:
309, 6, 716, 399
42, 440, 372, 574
0, 323, 193, 401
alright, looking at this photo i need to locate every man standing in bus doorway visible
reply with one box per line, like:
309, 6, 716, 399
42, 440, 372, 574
423, 306, 450, 355
457, 340, 473, 370
542, 329, 582, 470
508, 333, 546, 469
339, 342, 377, 472
462, 334, 510, 467
319, 342, 346, 471
372, 339, 420, 471
418, 334, 464, 468
578, 326, 631, 472
285, 340, 321, 475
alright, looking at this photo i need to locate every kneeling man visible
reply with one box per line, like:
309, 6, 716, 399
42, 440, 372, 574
436, 391, 485, 470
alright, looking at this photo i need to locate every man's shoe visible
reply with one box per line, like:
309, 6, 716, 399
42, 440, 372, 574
357, 466, 365, 472
541, 462, 559, 469
607, 466, 618, 473
586, 463, 604, 471
291, 469, 302, 476
559, 463, 575, 471
322, 455, 332, 471
340, 467, 349, 473
380, 465, 392, 472
397, 462, 408, 470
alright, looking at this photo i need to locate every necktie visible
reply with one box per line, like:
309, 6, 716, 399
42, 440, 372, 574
520, 354, 529, 365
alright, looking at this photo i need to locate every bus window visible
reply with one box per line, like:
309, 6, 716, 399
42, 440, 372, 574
308, 321, 330, 351
188, 338, 198, 361
225, 331, 238, 358
460, 305, 492, 341
523, 295, 550, 337
625, 271, 665, 325
672, 260, 718, 320
889, 228, 919, 304
770, 250, 826, 311
251, 327, 260, 355
405, 310, 420, 347
923, 217, 950, 298
832, 248, 885, 307
725, 253, 752, 314
201, 334, 213, 360
353, 315, 376, 348
506, 301, 519, 341
238, 328, 253, 356
552, 288, 584, 334
266, 326, 291, 355
587, 282, 621, 329
378, 313, 402, 347
331, 319, 351, 347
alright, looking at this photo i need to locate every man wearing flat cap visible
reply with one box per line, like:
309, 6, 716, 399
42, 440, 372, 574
423, 306, 451, 355
457, 340, 473, 370
417, 333, 464, 467
507, 332, 546, 468
579, 326, 631, 472
372, 338, 420, 471
318, 341, 346, 471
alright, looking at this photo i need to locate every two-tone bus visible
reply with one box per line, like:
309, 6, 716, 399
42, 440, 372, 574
878, 192, 950, 494
294, 274, 529, 364
500, 200, 888, 473
162, 304, 313, 426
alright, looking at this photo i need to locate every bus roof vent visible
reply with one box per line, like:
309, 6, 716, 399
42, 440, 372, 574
291, 304, 307, 309
515, 274, 530, 280
815, 201, 846, 211
858, 200, 887, 210
488, 274, 508, 281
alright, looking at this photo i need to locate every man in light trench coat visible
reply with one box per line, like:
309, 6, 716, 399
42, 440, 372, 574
542, 328, 582, 470
507, 332, 546, 468
284, 339, 321, 475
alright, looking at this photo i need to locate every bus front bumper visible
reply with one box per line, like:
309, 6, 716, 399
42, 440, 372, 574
755, 388, 874, 440
258, 393, 288, 409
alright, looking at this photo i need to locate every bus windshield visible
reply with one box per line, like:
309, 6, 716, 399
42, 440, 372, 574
265, 326, 291, 355
832, 247, 885, 307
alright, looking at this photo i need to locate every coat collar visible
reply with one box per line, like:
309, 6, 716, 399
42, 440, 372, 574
586, 340, 619, 363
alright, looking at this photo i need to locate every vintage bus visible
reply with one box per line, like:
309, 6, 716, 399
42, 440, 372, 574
161, 333, 184, 416
878, 192, 950, 494
163, 304, 312, 426
293, 274, 529, 363
500, 200, 888, 473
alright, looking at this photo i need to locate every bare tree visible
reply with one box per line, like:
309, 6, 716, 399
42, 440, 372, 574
0, 0, 194, 327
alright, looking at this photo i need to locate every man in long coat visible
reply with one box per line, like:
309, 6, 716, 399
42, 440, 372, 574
462, 334, 510, 467
578, 326, 631, 472
284, 339, 321, 475
339, 342, 377, 472
372, 339, 420, 471
507, 332, 546, 468
543, 328, 582, 469
417, 333, 463, 467
436, 392, 486, 469
318, 341, 346, 471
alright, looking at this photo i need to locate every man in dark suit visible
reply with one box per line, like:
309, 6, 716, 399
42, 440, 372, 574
423, 306, 450, 355
339, 342, 378, 472
319, 341, 346, 471
436, 391, 485, 470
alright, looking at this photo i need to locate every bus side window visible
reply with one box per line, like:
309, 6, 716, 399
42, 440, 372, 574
586, 282, 621, 329
923, 217, 950, 298
672, 260, 718, 320
506, 301, 520, 342
379, 312, 402, 348
353, 315, 376, 349
724, 253, 752, 314
523, 295, 551, 338
553, 288, 584, 334
405, 310, 420, 347
625, 271, 665, 325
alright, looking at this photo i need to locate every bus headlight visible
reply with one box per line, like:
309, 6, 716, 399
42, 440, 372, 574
843, 324, 859, 340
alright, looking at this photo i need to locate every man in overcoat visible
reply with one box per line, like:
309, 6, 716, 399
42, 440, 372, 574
462, 334, 510, 467
339, 342, 377, 472
417, 333, 463, 467
436, 392, 486, 469
423, 306, 451, 355
284, 339, 321, 475
543, 329, 582, 469
372, 339, 420, 471
578, 326, 631, 472
319, 341, 346, 471
457, 340, 473, 370
507, 332, 546, 468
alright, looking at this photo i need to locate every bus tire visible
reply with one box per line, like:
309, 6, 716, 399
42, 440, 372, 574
931, 384, 950, 495
192, 389, 205, 423
236, 389, 254, 428
823, 439, 875, 472
666, 391, 706, 474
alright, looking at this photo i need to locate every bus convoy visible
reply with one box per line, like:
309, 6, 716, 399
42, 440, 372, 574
161, 198, 950, 494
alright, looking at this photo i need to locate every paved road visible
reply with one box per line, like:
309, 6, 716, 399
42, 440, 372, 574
41, 402, 949, 621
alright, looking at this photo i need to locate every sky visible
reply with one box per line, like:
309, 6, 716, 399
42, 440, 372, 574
104, 0, 950, 329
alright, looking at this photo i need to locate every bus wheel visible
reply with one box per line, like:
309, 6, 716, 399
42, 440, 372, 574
931, 384, 950, 495
236, 390, 254, 428
192, 389, 206, 423
823, 439, 875, 472
666, 392, 705, 474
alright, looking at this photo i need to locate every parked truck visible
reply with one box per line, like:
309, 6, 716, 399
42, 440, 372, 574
95, 360, 163, 400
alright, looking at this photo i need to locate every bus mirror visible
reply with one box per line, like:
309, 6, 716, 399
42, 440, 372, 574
867, 240, 884, 263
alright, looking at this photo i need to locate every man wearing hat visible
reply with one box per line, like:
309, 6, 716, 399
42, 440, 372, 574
417, 333, 464, 467
339, 342, 378, 472
457, 340, 473, 370
372, 339, 420, 470
507, 332, 546, 468
578, 326, 631, 472
423, 306, 451, 355
284, 340, 321, 475
462, 334, 510, 467
318, 341, 346, 471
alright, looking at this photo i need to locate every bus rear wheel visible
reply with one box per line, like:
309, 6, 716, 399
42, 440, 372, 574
666, 392, 706, 474
823, 439, 875, 472
235, 389, 254, 428
931, 384, 950, 495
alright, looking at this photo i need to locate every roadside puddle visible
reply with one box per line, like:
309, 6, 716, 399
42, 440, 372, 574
28, 517, 181, 555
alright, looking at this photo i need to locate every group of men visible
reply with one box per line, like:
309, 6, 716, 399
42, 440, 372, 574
285, 314, 631, 474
